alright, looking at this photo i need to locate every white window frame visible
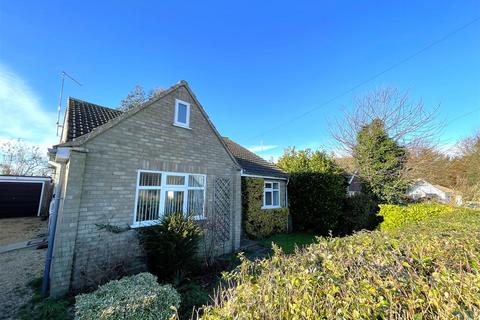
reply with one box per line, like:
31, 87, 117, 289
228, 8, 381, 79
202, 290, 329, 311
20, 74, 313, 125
174, 99, 191, 128
262, 180, 281, 209
132, 170, 206, 227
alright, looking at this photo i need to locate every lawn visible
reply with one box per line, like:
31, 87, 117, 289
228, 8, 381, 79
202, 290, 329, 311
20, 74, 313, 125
202, 207, 480, 319
258, 232, 316, 254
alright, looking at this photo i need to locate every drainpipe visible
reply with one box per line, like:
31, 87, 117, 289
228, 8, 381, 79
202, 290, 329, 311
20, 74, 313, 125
41, 147, 70, 295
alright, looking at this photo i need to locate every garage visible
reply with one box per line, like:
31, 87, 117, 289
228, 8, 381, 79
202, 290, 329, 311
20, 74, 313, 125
0, 176, 52, 218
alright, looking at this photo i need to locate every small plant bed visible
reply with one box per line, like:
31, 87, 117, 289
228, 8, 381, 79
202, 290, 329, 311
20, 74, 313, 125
258, 232, 316, 254
17, 278, 73, 320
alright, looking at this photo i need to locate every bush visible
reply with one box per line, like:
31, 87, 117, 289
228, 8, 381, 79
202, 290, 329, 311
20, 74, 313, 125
288, 172, 346, 235
75, 273, 180, 320
202, 208, 480, 319
242, 177, 289, 239
139, 213, 202, 280
339, 193, 381, 234
378, 202, 454, 230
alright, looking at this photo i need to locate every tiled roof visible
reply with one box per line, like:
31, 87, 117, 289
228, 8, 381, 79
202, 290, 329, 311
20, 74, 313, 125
65, 98, 123, 141
222, 137, 288, 179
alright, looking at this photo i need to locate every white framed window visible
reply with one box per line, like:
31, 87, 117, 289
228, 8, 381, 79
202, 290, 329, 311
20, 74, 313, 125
133, 170, 206, 227
174, 99, 190, 128
262, 181, 281, 209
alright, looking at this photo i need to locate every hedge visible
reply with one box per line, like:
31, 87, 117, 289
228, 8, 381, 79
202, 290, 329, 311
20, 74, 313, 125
201, 207, 480, 319
242, 177, 289, 239
287, 172, 346, 235
378, 202, 454, 230
75, 273, 180, 320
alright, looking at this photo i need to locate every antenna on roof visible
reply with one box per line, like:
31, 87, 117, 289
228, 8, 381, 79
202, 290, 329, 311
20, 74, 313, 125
56, 71, 82, 137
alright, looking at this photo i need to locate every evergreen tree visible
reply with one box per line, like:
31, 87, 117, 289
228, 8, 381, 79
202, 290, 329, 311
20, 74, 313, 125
353, 119, 408, 203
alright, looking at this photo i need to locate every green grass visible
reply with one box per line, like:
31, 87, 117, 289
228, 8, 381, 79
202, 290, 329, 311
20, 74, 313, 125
258, 232, 316, 254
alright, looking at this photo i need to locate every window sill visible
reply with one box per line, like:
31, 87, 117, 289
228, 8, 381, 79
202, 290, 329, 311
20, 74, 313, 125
130, 220, 161, 228
173, 123, 191, 130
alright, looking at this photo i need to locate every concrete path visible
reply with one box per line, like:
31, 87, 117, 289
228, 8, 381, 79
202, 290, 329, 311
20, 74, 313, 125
0, 238, 47, 254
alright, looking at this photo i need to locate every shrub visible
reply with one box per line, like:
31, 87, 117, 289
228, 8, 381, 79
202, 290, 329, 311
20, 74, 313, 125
202, 208, 480, 319
75, 273, 180, 320
378, 202, 454, 230
339, 193, 381, 234
288, 172, 346, 235
242, 177, 289, 239
138, 213, 202, 280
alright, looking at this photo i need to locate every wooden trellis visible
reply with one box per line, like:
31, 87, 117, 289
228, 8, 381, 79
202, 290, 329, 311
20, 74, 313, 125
213, 176, 231, 243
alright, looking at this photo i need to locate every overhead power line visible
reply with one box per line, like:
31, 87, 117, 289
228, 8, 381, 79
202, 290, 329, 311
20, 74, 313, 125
247, 16, 480, 142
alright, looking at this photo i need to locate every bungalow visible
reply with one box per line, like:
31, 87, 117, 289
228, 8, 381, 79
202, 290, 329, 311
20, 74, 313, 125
46, 81, 288, 297
407, 179, 462, 205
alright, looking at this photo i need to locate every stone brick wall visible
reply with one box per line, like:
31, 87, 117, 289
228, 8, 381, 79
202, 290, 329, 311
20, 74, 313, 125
50, 85, 241, 297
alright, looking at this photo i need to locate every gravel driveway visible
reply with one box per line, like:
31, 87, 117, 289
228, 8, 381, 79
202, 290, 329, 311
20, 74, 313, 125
0, 217, 48, 320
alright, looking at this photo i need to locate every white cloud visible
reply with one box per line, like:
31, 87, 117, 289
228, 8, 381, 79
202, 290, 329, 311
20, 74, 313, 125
247, 145, 278, 153
0, 64, 57, 150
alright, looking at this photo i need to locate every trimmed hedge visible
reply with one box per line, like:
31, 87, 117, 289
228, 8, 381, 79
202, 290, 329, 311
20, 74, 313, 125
339, 193, 380, 234
202, 208, 480, 319
75, 273, 180, 320
242, 177, 289, 239
288, 172, 346, 235
378, 203, 454, 230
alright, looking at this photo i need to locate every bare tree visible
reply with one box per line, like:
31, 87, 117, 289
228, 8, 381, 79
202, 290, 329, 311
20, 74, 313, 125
0, 139, 49, 176
331, 88, 442, 155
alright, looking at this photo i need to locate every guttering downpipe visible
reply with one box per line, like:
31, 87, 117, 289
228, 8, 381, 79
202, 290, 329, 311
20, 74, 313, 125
41, 160, 65, 295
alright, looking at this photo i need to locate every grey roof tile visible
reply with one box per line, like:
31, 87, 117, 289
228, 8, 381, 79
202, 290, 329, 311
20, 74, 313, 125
222, 137, 287, 179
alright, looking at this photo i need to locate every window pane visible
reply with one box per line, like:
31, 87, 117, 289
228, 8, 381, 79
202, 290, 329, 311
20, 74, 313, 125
139, 172, 161, 186
136, 190, 160, 222
272, 183, 279, 190
177, 103, 188, 124
265, 191, 272, 206
164, 190, 184, 214
187, 190, 204, 216
273, 191, 279, 206
167, 175, 185, 185
188, 175, 205, 187
265, 183, 272, 189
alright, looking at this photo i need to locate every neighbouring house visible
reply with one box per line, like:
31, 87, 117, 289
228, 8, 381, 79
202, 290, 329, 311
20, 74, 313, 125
407, 179, 462, 205
344, 172, 362, 197
46, 80, 288, 297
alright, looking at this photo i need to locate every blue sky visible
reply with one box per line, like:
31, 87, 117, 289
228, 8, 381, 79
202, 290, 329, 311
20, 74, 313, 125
1, 1, 479, 159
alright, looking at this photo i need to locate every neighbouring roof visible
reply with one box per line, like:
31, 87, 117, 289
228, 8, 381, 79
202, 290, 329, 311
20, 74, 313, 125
433, 184, 455, 194
414, 179, 456, 194
222, 137, 288, 179
64, 98, 123, 142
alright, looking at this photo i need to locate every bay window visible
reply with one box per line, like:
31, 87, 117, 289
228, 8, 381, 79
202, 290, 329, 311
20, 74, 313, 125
263, 181, 280, 208
133, 170, 206, 226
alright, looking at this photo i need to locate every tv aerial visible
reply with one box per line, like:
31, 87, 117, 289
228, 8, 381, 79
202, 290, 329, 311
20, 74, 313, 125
56, 71, 82, 137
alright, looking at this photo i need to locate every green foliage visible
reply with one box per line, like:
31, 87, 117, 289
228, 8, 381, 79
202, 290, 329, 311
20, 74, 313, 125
258, 233, 316, 254
202, 207, 480, 319
277, 147, 342, 174
378, 202, 454, 230
75, 273, 180, 320
176, 281, 210, 319
288, 172, 346, 235
242, 177, 289, 239
277, 148, 347, 235
353, 119, 408, 203
138, 213, 202, 280
339, 193, 381, 234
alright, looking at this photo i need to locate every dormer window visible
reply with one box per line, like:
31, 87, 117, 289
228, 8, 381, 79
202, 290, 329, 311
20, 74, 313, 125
174, 99, 190, 128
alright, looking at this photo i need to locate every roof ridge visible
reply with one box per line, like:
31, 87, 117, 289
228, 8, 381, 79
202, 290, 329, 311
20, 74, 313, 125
68, 97, 123, 113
